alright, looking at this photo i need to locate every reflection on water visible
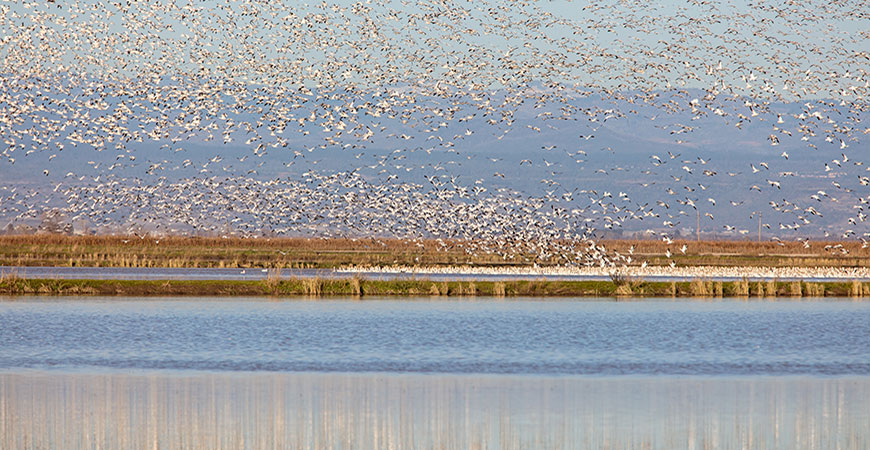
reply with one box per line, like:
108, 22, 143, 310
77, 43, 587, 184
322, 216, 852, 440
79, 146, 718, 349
2, 373, 868, 449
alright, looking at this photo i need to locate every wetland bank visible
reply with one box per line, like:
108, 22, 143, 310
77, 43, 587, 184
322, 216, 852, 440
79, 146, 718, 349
1, 272, 869, 298
1, 235, 869, 298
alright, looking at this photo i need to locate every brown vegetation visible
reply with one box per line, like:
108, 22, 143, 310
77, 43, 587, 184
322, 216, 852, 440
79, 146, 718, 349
0, 235, 868, 269
1, 275, 867, 299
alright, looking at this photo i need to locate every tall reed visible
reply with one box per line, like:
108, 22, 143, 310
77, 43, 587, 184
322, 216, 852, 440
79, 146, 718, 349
465, 281, 477, 296
803, 281, 824, 297
765, 280, 777, 297
753, 281, 765, 297
493, 281, 506, 297
303, 278, 322, 296
689, 279, 710, 297
788, 281, 802, 297
264, 268, 282, 290
735, 278, 750, 297
350, 276, 364, 296
850, 280, 863, 298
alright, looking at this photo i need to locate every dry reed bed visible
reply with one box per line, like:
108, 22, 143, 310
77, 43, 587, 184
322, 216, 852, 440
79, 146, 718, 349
0, 235, 504, 268
3, 235, 865, 255
0, 236, 868, 269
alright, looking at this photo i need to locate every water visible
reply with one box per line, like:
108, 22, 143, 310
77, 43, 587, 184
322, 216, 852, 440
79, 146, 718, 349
3, 373, 867, 449
2, 297, 869, 449
2, 297, 868, 375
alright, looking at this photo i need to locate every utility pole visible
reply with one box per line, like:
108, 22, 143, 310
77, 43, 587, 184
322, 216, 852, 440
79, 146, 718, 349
696, 209, 700, 242
757, 212, 761, 242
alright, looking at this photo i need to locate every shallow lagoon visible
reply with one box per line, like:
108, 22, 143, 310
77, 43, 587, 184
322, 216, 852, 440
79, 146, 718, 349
1, 297, 869, 449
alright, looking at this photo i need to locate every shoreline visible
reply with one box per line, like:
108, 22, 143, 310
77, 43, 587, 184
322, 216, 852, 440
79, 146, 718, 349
1, 276, 867, 298
337, 264, 870, 280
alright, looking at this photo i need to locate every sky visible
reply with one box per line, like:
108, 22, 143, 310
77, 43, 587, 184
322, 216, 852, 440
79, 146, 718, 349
0, 0, 867, 248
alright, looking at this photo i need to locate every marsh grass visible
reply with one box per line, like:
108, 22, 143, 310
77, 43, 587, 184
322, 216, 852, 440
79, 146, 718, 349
765, 280, 777, 297
735, 278, 750, 297
689, 279, 710, 297
751, 281, 764, 297
613, 283, 634, 296
610, 271, 645, 296
440, 282, 450, 296
0, 274, 866, 299
788, 281, 802, 297
850, 280, 863, 298
0, 235, 512, 269
303, 278, 322, 296
803, 281, 825, 297
600, 239, 870, 268
493, 281, 506, 297
263, 268, 283, 293
2, 235, 869, 270
350, 276, 363, 296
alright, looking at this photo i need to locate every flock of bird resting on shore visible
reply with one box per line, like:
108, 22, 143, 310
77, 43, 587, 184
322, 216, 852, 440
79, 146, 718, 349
0, 0, 867, 266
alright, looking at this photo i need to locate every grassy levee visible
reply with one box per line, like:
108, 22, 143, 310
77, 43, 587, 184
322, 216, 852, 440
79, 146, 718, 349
1, 274, 867, 298
0, 235, 868, 269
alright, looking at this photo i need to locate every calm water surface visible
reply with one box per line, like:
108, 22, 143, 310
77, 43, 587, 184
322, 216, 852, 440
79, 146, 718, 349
1, 297, 868, 375
1, 297, 868, 449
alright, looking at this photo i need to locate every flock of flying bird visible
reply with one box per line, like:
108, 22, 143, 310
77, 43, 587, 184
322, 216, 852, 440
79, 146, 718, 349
0, 0, 867, 266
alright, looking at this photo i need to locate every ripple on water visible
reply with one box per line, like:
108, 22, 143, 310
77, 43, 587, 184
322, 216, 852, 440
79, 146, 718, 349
0, 297, 868, 375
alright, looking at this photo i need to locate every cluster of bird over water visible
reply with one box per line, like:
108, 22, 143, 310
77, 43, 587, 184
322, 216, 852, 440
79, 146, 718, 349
0, 0, 867, 266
